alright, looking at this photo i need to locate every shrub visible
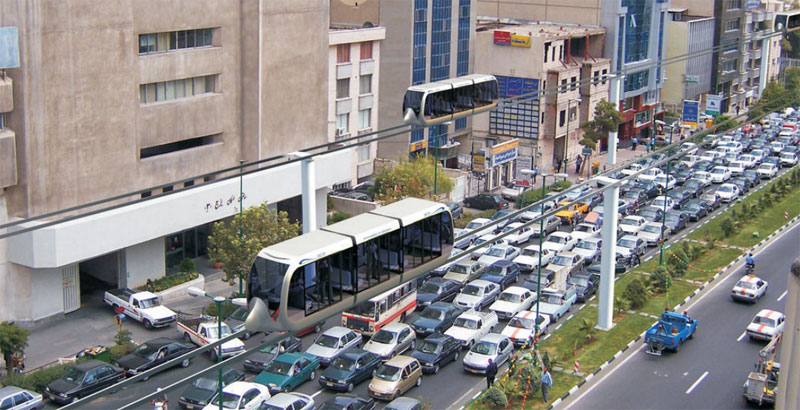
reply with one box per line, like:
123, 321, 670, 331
327, 211, 351, 224
720, 217, 736, 238
649, 266, 671, 294
623, 278, 648, 309
137, 271, 199, 292
178, 258, 196, 275
2, 359, 89, 393
205, 301, 238, 319
110, 329, 136, 362
482, 387, 508, 408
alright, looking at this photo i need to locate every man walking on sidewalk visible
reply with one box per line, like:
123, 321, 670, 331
532, 166, 539, 184
541, 367, 553, 402
486, 358, 497, 389
555, 159, 562, 173
576, 156, 583, 174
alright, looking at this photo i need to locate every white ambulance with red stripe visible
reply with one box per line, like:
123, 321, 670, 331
501, 310, 550, 347
746, 309, 785, 341
731, 274, 768, 303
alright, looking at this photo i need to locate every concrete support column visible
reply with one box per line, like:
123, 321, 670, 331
776, 258, 800, 409
301, 157, 316, 234
598, 75, 622, 331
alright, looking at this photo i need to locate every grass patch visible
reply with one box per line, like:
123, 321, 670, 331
455, 209, 498, 229
639, 279, 696, 316
572, 309, 653, 371
681, 247, 742, 281
523, 372, 583, 409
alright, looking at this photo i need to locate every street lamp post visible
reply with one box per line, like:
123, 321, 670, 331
534, 172, 567, 342
654, 120, 678, 265
563, 98, 582, 175
239, 160, 245, 297
187, 287, 233, 410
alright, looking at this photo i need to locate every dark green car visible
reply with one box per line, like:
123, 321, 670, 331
318, 349, 382, 393
177, 367, 244, 409
254, 352, 320, 395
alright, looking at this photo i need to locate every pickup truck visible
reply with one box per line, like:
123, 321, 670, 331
177, 315, 245, 360
444, 310, 498, 349
103, 288, 177, 329
555, 201, 588, 225
536, 286, 577, 322
644, 311, 698, 356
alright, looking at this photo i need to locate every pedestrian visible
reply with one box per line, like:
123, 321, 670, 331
541, 367, 553, 402
145, 278, 154, 292
576, 156, 583, 174
632, 252, 641, 267
486, 358, 497, 389
631, 137, 638, 151
555, 159, 562, 173
645, 140, 651, 153
369, 242, 380, 280
532, 166, 539, 184
318, 258, 332, 305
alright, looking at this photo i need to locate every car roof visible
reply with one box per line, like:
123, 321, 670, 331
383, 355, 418, 367
275, 352, 313, 363
467, 279, 494, 288
265, 392, 312, 407
381, 322, 412, 333
423, 333, 454, 344
456, 260, 482, 268
756, 309, 784, 319
74, 359, 111, 371
737, 274, 763, 284
619, 235, 639, 241
489, 259, 514, 267
224, 381, 264, 395
468, 218, 491, 224
323, 326, 354, 337
143, 337, 178, 347
501, 286, 530, 295
0, 386, 24, 397
386, 397, 423, 409
479, 333, 510, 344
339, 349, 373, 360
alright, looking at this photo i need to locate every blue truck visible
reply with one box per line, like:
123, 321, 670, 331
644, 311, 698, 356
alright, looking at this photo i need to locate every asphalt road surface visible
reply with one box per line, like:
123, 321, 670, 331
568, 222, 799, 410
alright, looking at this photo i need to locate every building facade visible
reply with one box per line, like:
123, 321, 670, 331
376, 0, 477, 167
476, 0, 670, 147
0, 0, 352, 323
328, 25, 386, 188
472, 22, 609, 183
663, 10, 715, 112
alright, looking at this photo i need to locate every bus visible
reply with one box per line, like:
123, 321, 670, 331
245, 198, 453, 335
341, 281, 417, 337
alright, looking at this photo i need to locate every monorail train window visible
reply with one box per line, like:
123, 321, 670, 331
474, 81, 498, 105
454, 86, 474, 112
380, 230, 404, 273
403, 213, 445, 269
429, 90, 455, 117
329, 247, 360, 294
403, 91, 424, 116
248, 257, 289, 310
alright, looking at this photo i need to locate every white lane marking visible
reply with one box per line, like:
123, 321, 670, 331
311, 390, 323, 398
570, 344, 645, 406
685, 371, 709, 394
778, 290, 788, 302
737, 331, 747, 342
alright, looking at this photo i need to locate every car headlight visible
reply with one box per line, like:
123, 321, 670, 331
426, 362, 434, 366
60, 393, 68, 398
369, 383, 375, 389
339, 379, 347, 384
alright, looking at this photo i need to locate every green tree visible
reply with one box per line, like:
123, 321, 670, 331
623, 278, 648, 309
373, 155, 454, 204
713, 115, 738, 132
783, 30, 800, 59
579, 99, 623, 151
749, 81, 790, 121
208, 203, 300, 286
0, 322, 30, 371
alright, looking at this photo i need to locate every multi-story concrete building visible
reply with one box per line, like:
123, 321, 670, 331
0, 1, 352, 323
471, 22, 609, 184
476, 0, 670, 146
328, 24, 386, 188
375, 0, 476, 167
763, 0, 784, 83
663, 9, 715, 112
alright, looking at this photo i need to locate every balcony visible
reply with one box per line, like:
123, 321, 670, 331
429, 141, 461, 161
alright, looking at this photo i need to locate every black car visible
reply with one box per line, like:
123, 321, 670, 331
741, 169, 762, 187
691, 161, 713, 172
681, 179, 706, 198
178, 367, 244, 409
463, 194, 508, 210
117, 338, 194, 380
664, 211, 689, 234
243, 335, 302, 372
479, 260, 521, 290
567, 273, 600, 303
622, 189, 647, 211
730, 177, 752, 194
672, 168, 693, 185
45, 360, 125, 405
637, 207, 664, 223
667, 189, 693, 209
634, 181, 659, 199
681, 199, 710, 222
416, 278, 462, 309
700, 192, 722, 210
410, 333, 462, 374
411, 302, 465, 337
587, 258, 628, 276
318, 394, 376, 410
445, 201, 464, 219
224, 306, 252, 339
319, 349, 382, 392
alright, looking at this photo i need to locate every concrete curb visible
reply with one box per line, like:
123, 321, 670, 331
156, 274, 206, 301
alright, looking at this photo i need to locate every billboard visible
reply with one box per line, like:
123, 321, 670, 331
705, 95, 722, 116
0, 27, 20, 69
682, 100, 699, 129
745, 0, 761, 9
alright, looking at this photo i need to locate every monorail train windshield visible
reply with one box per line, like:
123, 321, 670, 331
245, 198, 453, 334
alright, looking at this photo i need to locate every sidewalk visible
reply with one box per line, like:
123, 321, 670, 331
22, 258, 237, 371
530, 144, 651, 190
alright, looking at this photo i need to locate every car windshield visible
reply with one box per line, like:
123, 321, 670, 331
508, 317, 535, 329
219, 393, 242, 409
462, 285, 483, 296
138, 297, 161, 308
450, 264, 469, 274
418, 341, 440, 354
575, 225, 592, 233
485, 265, 508, 276
568, 276, 589, 287
552, 256, 572, 266
618, 239, 636, 248
492, 211, 512, 220
759, 164, 772, 170
576, 241, 596, 250
621, 218, 638, 226
466, 221, 484, 230
419, 283, 441, 294
642, 225, 661, 234
754, 317, 776, 327
375, 365, 402, 381
487, 248, 506, 257
702, 195, 715, 201
683, 203, 700, 211
454, 317, 478, 329
666, 214, 680, 223
330, 356, 356, 371
521, 248, 540, 257
737, 281, 757, 290
542, 294, 562, 304
62, 367, 85, 384
264, 360, 293, 376
718, 185, 734, 193
420, 308, 444, 320
371, 330, 397, 344
315, 335, 340, 349
471, 341, 498, 355
640, 210, 657, 218
228, 307, 248, 321
132, 343, 160, 360
191, 377, 218, 391
206, 325, 232, 339
652, 199, 668, 208
498, 292, 522, 303
502, 225, 518, 233
546, 236, 565, 244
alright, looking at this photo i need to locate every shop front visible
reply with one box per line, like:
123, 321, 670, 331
488, 139, 519, 189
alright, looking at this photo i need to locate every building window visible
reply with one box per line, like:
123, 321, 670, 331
622, 0, 652, 64
336, 113, 349, 134
623, 70, 649, 93
359, 74, 372, 94
634, 110, 651, 127
360, 42, 373, 60
337, 78, 350, 99
455, 118, 467, 130
722, 38, 738, 53
140, 134, 220, 159
412, 0, 428, 85
456, 0, 470, 76
411, 128, 425, 143
358, 144, 371, 162
489, 75, 541, 139
560, 78, 568, 92
721, 59, 738, 73
0, 112, 5, 129
602, 69, 608, 84
337, 44, 351, 63
139, 75, 217, 104
726, 0, 742, 10
359, 109, 371, 129
559, 110, 566, 127
725, 18, 741, 32
139, 28, 213, 54
430, 0, 452, 82
570, 76, 578, 91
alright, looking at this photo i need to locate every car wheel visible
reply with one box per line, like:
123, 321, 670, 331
347, 382, 354, 392
454, 351, 459, 361
242, 332, 251, 341
674, 344, 680, 352
314, 323, 322, 333
180, 358, 190, 368
416, 376, 423, 387
309, 370, 316, 381
410, 340, 416, 351
433, 364, 440, 374
144, 320, 153, 329
401, 312, 407, 322
211, 350, 218, 362
183, 333, 192, 343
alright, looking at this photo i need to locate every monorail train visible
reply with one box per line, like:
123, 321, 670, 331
775, 10, 800, 33
245, 198, 454, 334
402, 74, 499, 127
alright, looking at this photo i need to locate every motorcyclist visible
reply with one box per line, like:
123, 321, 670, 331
745, 253, 755, 272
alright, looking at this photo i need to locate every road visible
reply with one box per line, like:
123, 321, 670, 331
568, 222, 799, 410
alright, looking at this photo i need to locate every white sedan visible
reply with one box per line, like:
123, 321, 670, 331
715, 183, 740, 202
453, 279, 501, 310
738, 154, 758, 169
654, 175, 676, 191
500, 223, 534, 246
501, 310, 550, 346
541, 232, 577, 254
780, 152, 799, 167
202, 382, 271, 410
572, 223, 601, 241
731, 274, 768, 303
638, 168, 664, 182
651, 196, 675, 211
728, 161, 746, 177
710, 166, 732, 183
489, 286, 536, 320
756, 163, 778, 179
477, 244, 521, 267
746, 309, 785, 341
619, 215, 647, 235
513, 245, 555, 272
691, 171, 713, 187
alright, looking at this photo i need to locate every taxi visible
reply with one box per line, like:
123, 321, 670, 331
746, 309, 785, 341
730, 274, 768, 303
